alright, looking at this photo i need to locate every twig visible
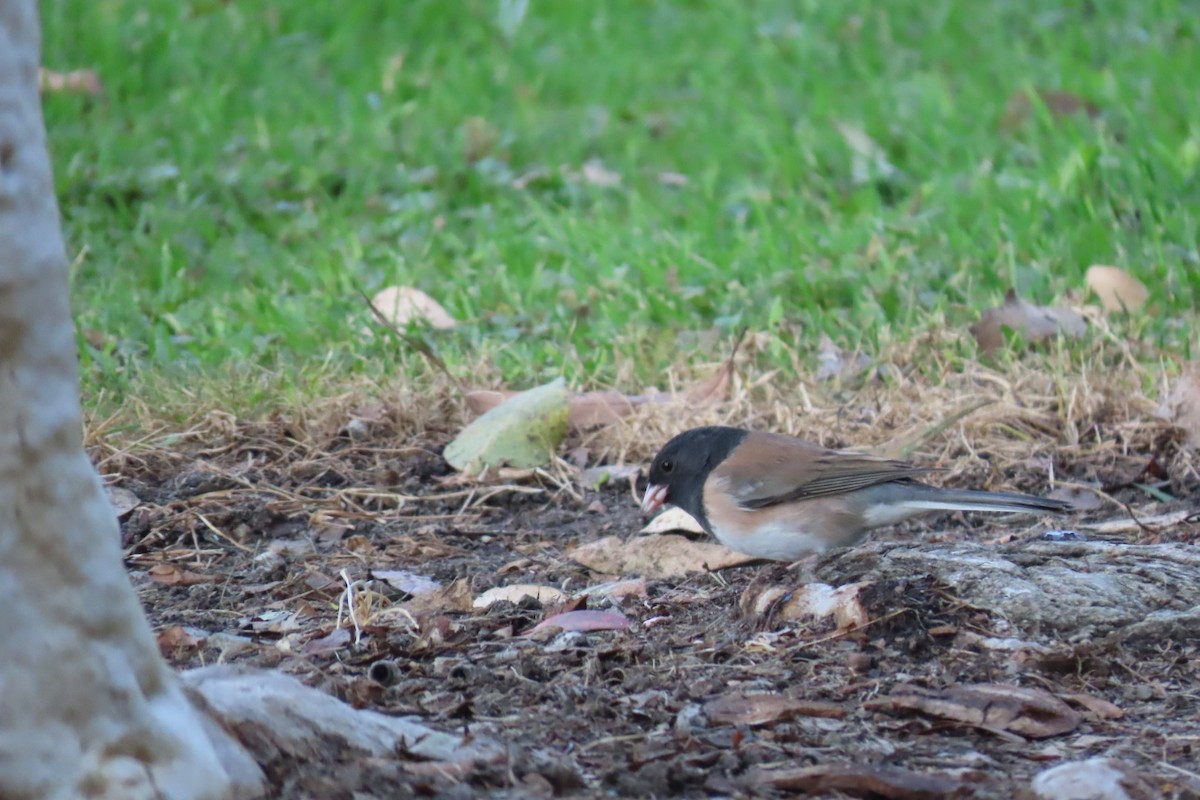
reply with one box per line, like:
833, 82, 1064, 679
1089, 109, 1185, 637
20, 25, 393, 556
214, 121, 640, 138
359, 288, 465, 391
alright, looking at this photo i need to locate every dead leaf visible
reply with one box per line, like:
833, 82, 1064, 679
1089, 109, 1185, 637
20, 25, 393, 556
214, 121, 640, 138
867, 683, 1082, 739
704, 693, 847, 727
639, 506, 705, 536
580, 159, 621, 187
1002, 88, 1100, 130
372, 569, 442, 596
970, 289, 1087, 353
156, 625, 206, 652
106, 485, 141, 519
741, 581, 873, 632
147, 564, 212, 586
750, 764, 962, 799
39, 67, 104, 96
528, 609, 631, 634
473, 584, 568, 609
302, 627, 351, 655
658, 171, 689, 187
400, 578, 475, 618
564, 391, 639, 427
369, 286, 456, 330
815, 333, 871, 381
568, 534, 755, 579
1060, 693, 1125, 720
1156, 363, 1200, 448
684, 344, 739, 406
1085, 266, 1148, 313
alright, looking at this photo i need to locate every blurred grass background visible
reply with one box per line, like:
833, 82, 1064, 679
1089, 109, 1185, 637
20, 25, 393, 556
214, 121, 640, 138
40, 0, 1200, 403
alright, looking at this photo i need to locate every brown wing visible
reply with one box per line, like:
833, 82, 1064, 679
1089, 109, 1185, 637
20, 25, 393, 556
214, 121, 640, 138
711, 431, 941, 510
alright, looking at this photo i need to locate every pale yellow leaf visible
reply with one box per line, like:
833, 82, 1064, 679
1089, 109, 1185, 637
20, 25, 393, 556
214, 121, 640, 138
370, 286, 456, 330
1085, 265, 1148, 313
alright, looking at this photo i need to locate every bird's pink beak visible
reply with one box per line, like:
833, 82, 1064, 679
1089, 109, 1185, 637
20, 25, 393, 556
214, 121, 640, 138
641, 483, 668, 514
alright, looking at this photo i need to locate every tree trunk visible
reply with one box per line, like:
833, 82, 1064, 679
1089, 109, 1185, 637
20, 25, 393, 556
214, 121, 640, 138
0, 7, 506, 798
0, 3, 233, 797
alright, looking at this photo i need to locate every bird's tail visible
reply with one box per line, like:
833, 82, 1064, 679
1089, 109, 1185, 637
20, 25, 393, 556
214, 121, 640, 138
901, 487, 1071, 515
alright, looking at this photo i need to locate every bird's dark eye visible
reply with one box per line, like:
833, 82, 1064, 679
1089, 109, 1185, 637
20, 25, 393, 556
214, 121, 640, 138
661, 459, 674, 474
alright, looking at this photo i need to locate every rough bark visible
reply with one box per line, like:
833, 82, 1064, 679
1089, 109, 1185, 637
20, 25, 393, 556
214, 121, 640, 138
814, 539, 1200, 644
0, 3, 234, 797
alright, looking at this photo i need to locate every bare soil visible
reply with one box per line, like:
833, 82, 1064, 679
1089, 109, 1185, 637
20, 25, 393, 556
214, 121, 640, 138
106, 415, 1200, 800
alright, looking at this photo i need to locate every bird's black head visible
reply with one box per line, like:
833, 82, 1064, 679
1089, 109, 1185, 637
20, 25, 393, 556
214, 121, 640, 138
643, 426, 749, 530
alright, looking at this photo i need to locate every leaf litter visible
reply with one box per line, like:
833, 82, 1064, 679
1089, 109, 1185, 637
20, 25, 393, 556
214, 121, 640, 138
101, 332, 1200, 798
970, 289, 1088, 353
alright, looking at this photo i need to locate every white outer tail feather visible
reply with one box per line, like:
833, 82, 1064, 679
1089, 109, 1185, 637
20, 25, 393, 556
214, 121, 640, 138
863, 499, 1053, 527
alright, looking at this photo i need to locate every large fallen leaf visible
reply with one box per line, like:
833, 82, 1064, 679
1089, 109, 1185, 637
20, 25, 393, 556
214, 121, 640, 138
705, 693, 846, 727
528, 609, 631, 634
444, 378, 569, 471
370, 286, 456, 330
1085, 265, 1148, 313
473, 584, 568, 610
970, 290, 1087, 353
568, 534, 755, 578
1156, 363, 1200, 448
866, 683, 1081, 739
750, 764, 962, 799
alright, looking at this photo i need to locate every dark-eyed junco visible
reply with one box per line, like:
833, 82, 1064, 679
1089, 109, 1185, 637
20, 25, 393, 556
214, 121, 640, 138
641, 426, 1070, 560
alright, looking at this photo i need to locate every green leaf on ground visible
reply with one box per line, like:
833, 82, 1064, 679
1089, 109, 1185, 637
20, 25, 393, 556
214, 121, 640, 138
444, 377, 569, 471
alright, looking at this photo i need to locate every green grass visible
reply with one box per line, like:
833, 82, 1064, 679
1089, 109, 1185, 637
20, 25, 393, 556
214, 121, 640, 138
41, 0, 1200, 402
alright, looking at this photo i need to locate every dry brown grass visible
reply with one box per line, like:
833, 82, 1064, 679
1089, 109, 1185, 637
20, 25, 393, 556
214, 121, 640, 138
85, 330, 1197, 520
